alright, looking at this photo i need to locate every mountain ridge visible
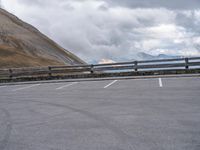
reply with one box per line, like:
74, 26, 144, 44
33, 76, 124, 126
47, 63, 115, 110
136, 52, 182, 60
0, 8, 85, 69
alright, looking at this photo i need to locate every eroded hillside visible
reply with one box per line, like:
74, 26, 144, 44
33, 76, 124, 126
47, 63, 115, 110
0, 8, 85, 69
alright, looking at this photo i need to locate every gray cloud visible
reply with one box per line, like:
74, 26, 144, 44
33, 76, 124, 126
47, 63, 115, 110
107, 0, 200, 10
2, 0, 200, 63
15, 0, 200, 9
17, 0, 44, 6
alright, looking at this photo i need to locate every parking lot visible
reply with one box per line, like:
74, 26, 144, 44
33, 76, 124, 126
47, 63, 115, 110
0, 77, 200, 150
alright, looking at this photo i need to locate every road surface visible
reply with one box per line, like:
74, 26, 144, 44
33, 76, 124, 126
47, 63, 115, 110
0, 77, 200, 150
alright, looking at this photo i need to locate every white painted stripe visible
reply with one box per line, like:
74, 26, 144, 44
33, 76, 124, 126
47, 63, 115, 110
159, 78, 163, 87
0, 85, 22, 88
56, 82, 78, 90
12, 84, 41, 92
104, 80, 118, 89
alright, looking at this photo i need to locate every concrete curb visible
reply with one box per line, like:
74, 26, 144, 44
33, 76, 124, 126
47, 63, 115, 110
0, 74, 200, 86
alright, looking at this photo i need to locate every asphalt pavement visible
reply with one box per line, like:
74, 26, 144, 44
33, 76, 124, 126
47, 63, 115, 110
0, 77, 200, 150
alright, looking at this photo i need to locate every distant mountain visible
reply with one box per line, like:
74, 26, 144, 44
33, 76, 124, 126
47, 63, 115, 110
0, 8, 85, 69
136, 52, 181, 60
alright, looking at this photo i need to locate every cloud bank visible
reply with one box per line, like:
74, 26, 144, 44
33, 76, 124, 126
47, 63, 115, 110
2, 0, 200, 63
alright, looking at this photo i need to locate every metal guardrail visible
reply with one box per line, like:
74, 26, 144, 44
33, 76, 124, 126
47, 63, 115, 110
0, 57, 200, 80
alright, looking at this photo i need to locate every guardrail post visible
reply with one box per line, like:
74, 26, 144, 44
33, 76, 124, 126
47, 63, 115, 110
90, 65, 94, 74
134, 61, 138, 72
48, 66, 52, 76
9, 69, 13, 79
185, 58, 189, 69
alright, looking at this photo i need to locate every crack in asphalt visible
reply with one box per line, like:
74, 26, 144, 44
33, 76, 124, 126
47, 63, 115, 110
0, 99, 135, 150
0, 108, 12, 150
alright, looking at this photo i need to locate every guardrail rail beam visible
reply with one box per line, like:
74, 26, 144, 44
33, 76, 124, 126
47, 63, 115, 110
1, 57, 200, 82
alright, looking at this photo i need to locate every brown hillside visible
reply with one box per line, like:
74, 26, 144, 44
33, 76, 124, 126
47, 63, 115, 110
0, 8, 85, 69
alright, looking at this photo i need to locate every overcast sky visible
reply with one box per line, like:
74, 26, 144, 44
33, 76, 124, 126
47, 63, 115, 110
1, 0, 200, 63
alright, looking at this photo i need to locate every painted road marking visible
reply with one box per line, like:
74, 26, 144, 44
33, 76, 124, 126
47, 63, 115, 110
56, 82, 78, 90
12, 84, 41, 92
104, 80, 118, 89
159, 78, 163, 87
0, 85, 22, 88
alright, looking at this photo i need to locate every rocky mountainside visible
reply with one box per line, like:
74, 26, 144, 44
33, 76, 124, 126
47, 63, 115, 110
0, 8, 85, 69
136, 52, 181, 60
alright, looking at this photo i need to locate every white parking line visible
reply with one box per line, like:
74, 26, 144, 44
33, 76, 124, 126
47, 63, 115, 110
0, 84, 22, 88
104, 80, 118, 89
159, 78, 163, 87
12, 84, 41, 92
56, 82, 78, 90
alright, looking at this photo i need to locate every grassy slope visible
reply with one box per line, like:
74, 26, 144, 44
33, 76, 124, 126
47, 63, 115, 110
0, 8, 85, 69
0, 45, 62, 69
